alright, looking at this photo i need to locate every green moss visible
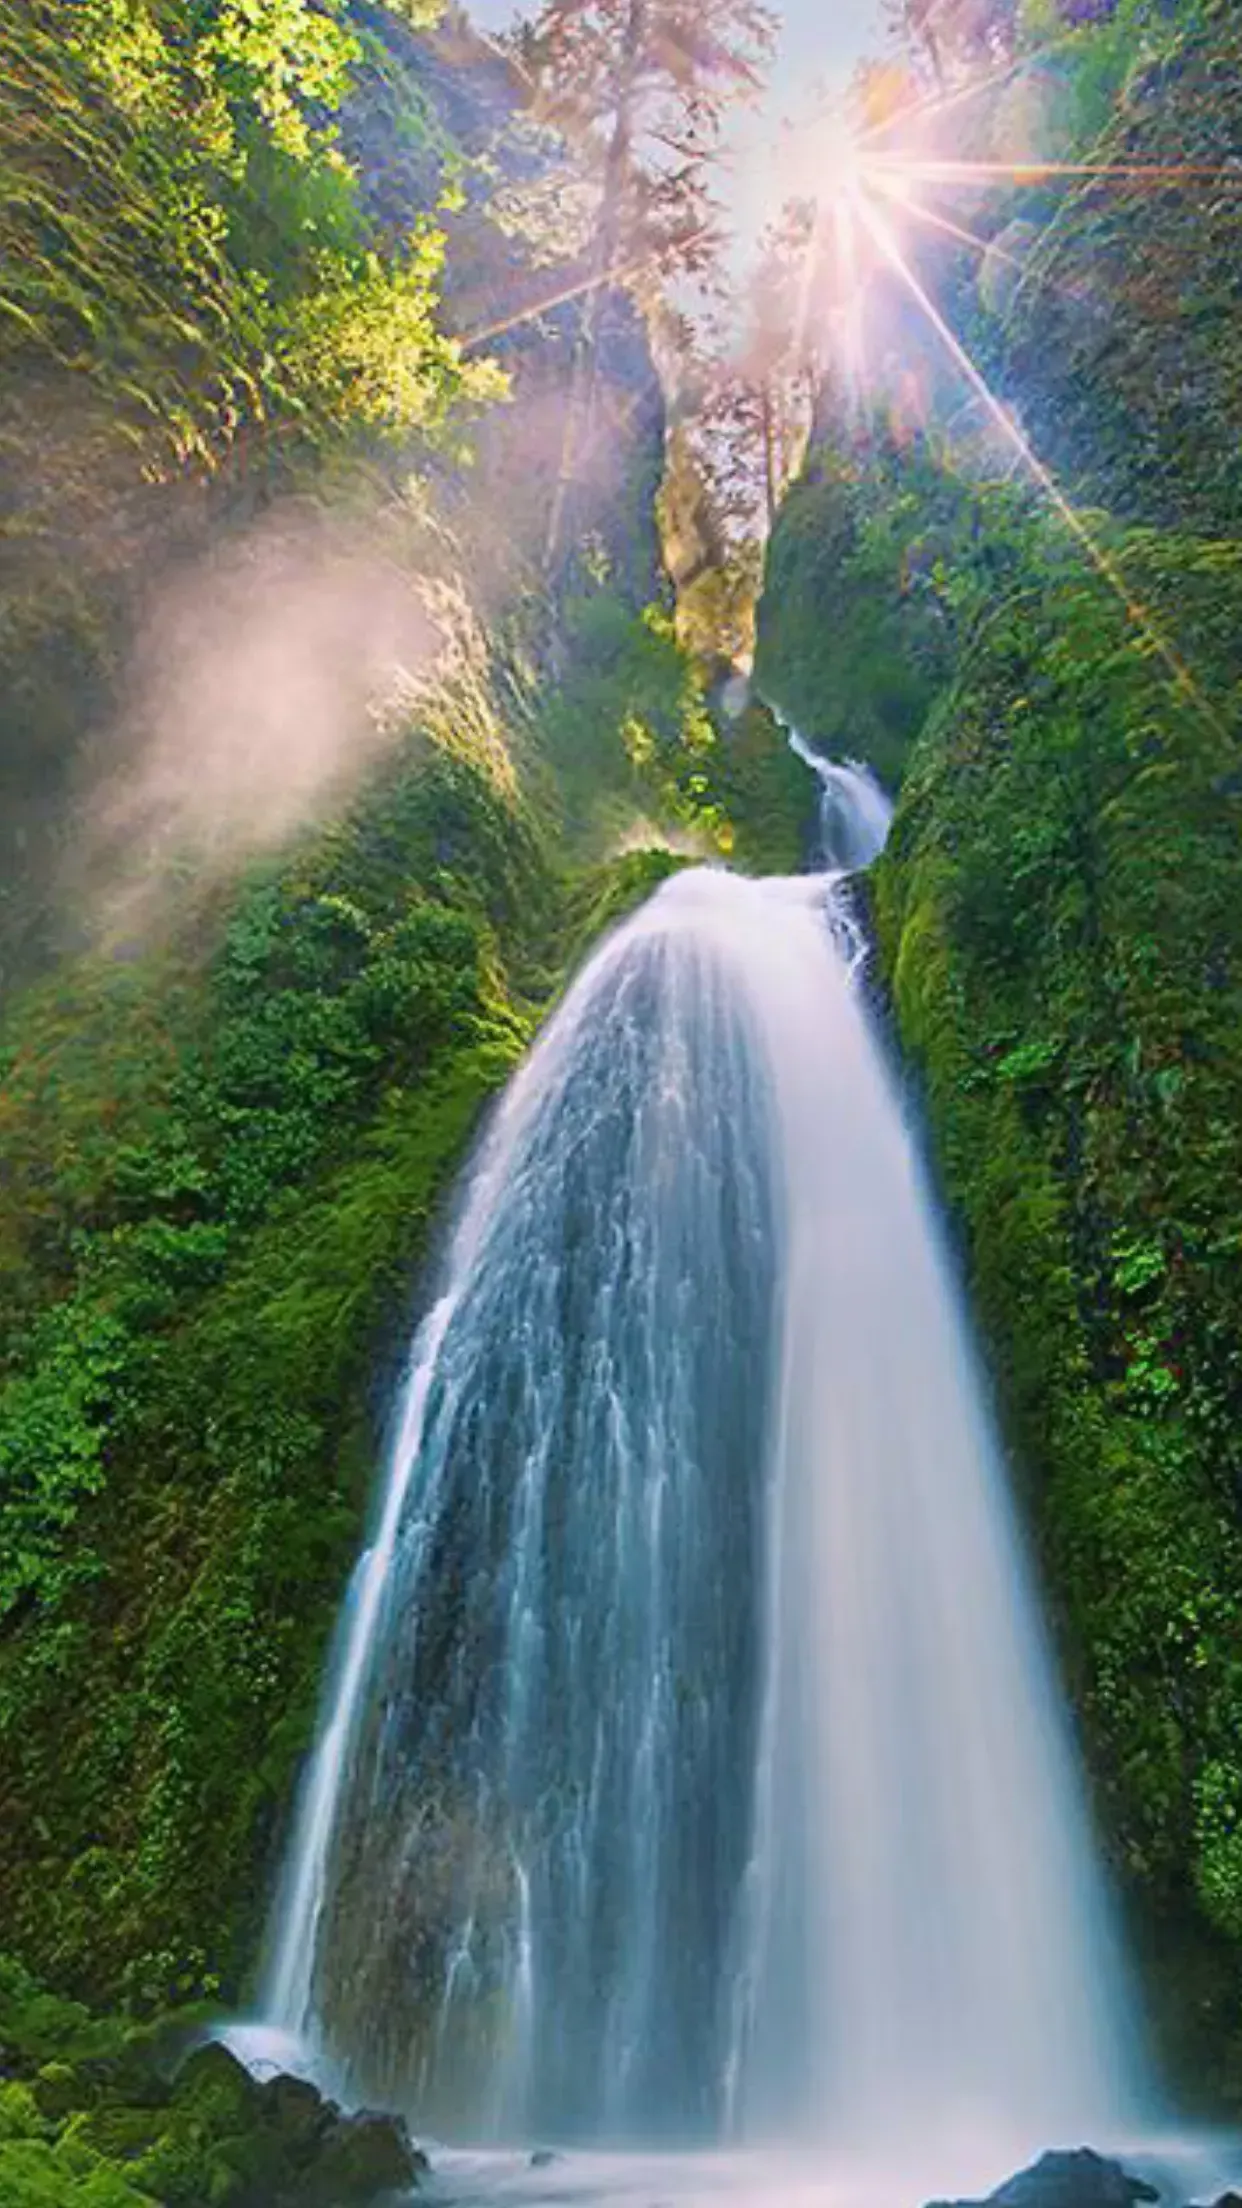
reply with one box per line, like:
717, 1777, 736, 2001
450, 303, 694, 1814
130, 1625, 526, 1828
754, 437, 984, 788
1000, 0, 1242, 537
709, 698, 811, 875
0, 725, 539, 2003
872, 499, 1242, 2105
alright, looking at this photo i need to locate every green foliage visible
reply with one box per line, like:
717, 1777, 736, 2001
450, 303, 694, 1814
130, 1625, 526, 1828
866, 457, 1242, 2101
754, 430, 1018, 787
529, 587, 808, 867
0, 1958, 126, 2068
1000, 0, 1242, 536
0, 651, 615, 2001
1015, 0, 1182, 150
533, 591, 725, 849
0, 1967, 424, 2206
0, 765, 511, 1632
0, 0, 499, 466
0, 2138, 155, 2208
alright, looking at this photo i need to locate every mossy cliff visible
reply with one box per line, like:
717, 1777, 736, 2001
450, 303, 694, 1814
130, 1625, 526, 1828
759, 399, 1242, 2101
755, 0, 1242, 2097
997, 0, 1242, 539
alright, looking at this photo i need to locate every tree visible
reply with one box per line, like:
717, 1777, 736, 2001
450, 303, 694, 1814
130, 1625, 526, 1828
516, 0, 776, 564
884, 0, 1020, 80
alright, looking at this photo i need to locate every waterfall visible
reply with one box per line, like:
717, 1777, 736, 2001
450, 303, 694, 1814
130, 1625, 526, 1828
786, 727, 892, 873
249, 756, 1149, 2171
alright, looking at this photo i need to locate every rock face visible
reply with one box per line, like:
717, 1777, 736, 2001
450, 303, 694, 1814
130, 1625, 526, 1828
164, 2042, 428, 2207
928, 2148, 1161, 2208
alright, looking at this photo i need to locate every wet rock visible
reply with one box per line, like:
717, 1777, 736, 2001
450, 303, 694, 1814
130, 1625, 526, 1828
530, 2147, 559, 2168
263, 2068, 328, 2152
147, 2044, 427, 2206
171, 2038, 263, 2130
928, 2147, 1161, 2208
296, 2104, 426, 2205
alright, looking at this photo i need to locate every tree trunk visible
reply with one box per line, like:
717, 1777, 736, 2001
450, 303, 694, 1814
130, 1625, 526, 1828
760, 380, 780, 531
543, 0, 647, 573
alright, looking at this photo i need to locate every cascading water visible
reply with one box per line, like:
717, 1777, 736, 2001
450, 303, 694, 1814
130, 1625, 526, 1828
248, 745, 1151, 2182
787, 728, 892, 876
277, 901, 780, 2138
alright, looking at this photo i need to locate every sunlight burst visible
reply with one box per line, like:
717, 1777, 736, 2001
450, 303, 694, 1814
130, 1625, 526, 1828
784, 92, 1230, 734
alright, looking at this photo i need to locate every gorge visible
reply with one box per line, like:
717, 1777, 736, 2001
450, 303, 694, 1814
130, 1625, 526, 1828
3, 4, 1242, 2205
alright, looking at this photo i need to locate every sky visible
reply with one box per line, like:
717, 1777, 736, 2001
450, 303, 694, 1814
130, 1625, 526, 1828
465, 0, 892, 211
463, 0, 892, 253
467, 0, 888, 85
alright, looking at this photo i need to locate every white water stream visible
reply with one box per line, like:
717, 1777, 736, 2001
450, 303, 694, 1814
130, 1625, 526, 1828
229, 739, 1173, 2201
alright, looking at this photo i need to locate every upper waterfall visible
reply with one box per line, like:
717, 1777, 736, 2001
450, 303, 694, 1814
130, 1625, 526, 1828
250, 761, 1149, 2173
785, 728, 893, 872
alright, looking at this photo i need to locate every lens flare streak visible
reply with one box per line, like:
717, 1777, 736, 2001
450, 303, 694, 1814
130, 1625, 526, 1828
869, 157, 1242, 190
849, 188, 1219, 726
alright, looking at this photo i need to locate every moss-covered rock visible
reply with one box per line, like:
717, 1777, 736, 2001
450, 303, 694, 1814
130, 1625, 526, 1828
872, 508, 1242, 2106
0, 2003, 427, 2208
754, 435, 980, 788
709, 696, 813, 875
108, 2042, 426, 2207
999, 0, 1242, 535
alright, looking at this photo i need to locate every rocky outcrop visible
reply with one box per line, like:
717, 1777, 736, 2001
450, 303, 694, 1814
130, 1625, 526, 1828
5, 2039, 426, 2208
929, 2149, 1160, 2208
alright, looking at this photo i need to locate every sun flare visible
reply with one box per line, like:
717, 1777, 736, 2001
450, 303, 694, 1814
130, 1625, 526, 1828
768, 76, 1233, 736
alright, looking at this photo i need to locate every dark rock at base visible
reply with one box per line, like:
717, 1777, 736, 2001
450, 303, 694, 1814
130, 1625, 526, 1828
928, 2148, 1161, 2208
156, 2042, 428, 2206
263, 2068, 330, 2153
297, 2105, 427, 2205
530, 2148, 560, 2168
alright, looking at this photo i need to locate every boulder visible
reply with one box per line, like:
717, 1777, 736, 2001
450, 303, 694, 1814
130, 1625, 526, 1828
291, 2105, 426, 2206
261, 2069, 329, 2155
159, 2043, 426, 2207
929, 2148, 1161, 2208
169, 2040, 262, 2132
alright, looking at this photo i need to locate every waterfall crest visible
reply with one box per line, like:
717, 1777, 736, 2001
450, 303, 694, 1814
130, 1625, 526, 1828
254, 763, 1148, 2164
